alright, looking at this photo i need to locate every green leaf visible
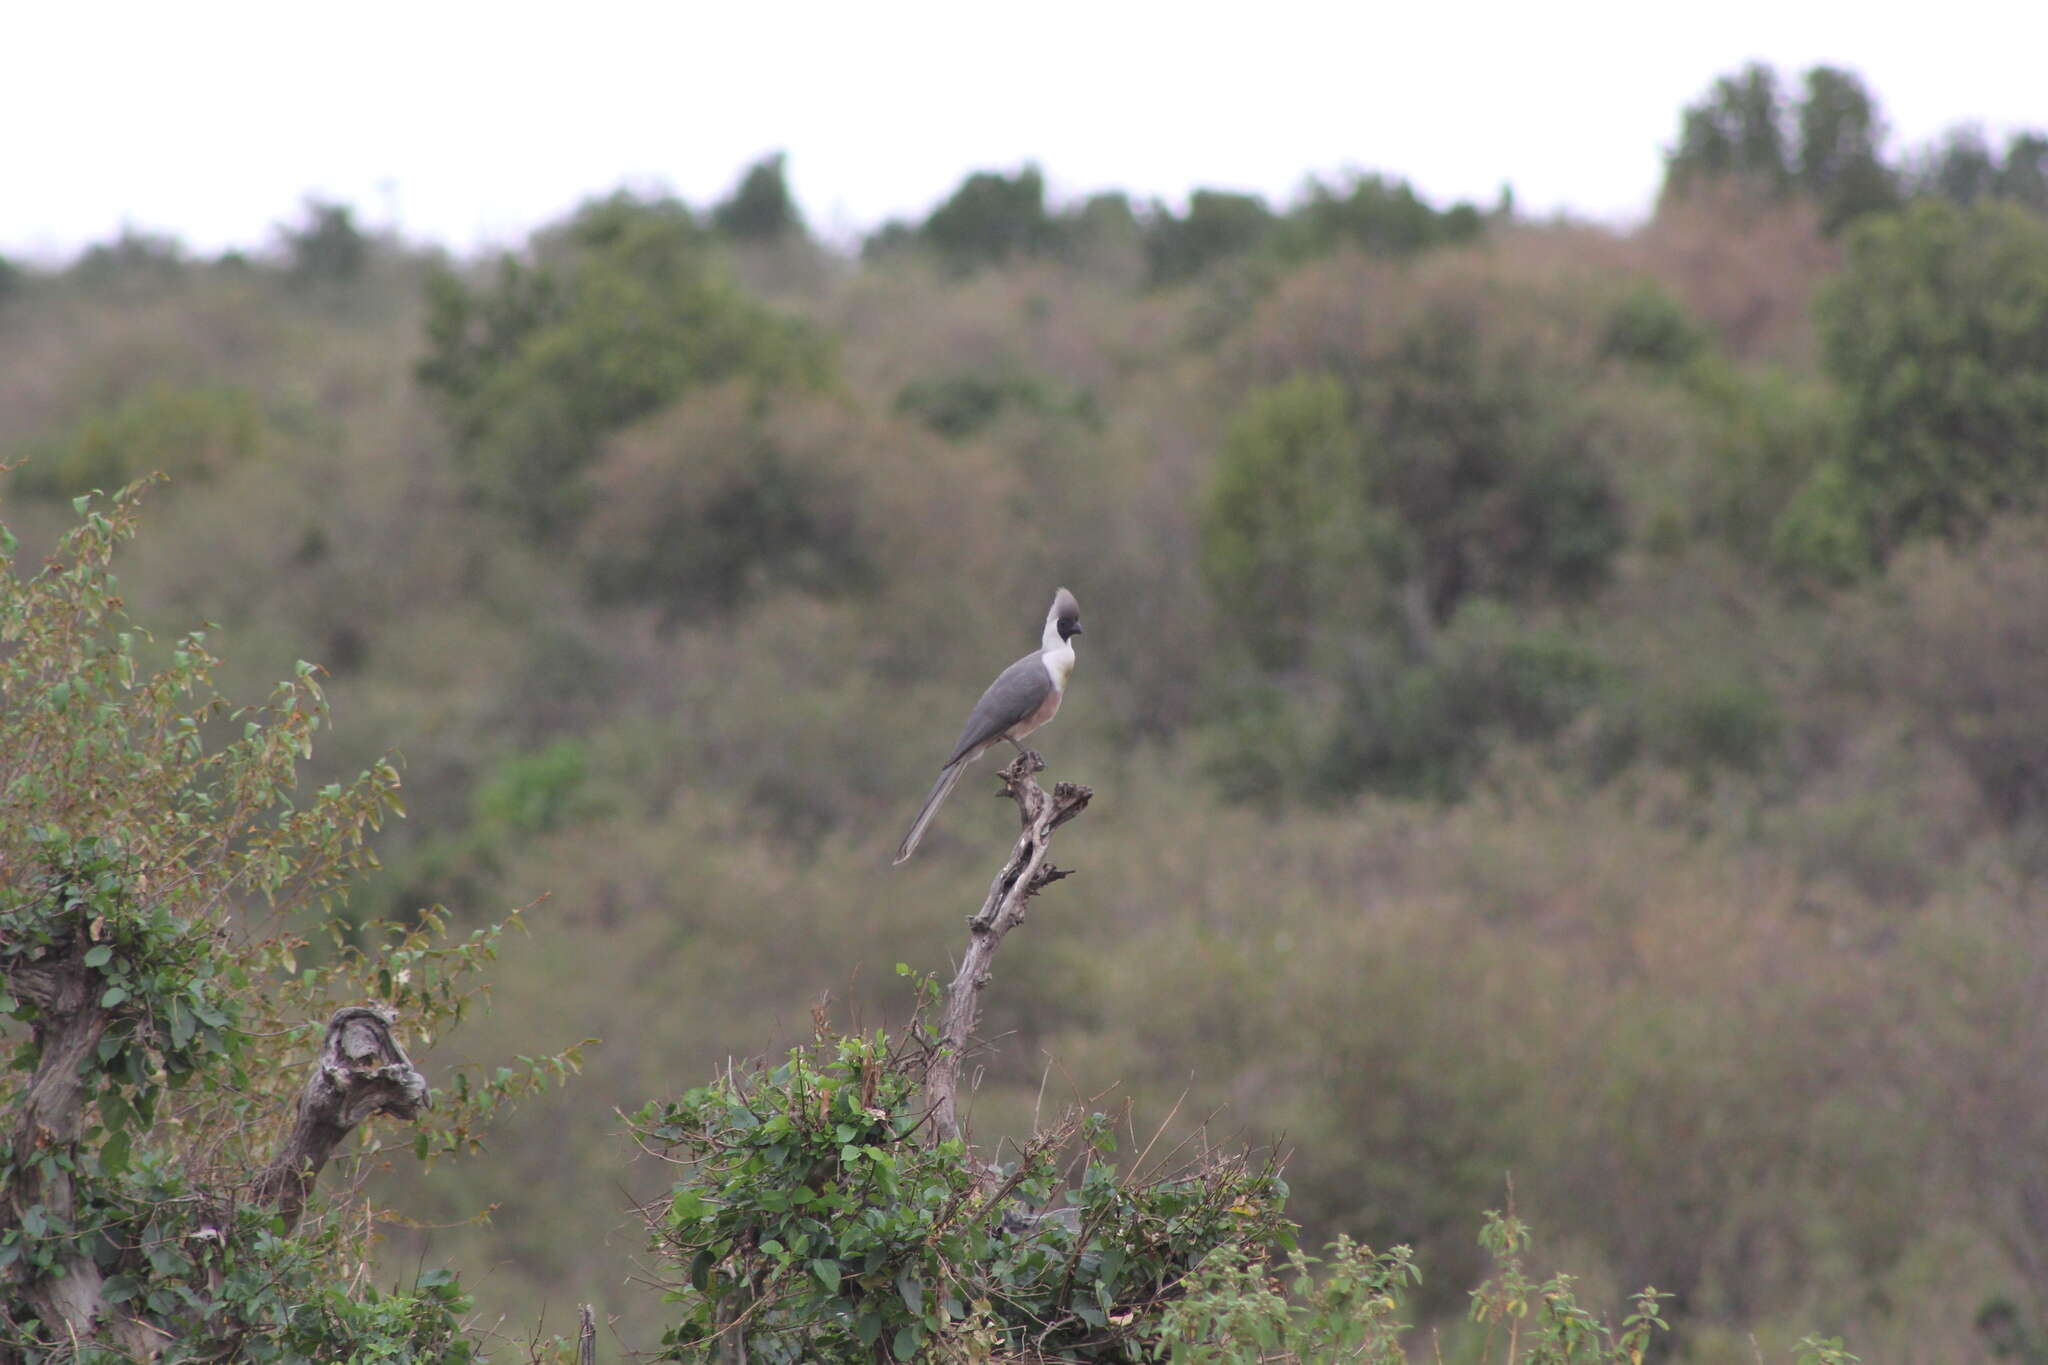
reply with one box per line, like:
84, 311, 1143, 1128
169, 1000, 196, 1048
100, 986, 129, 1008
811, 1258, 842, 1294
896, 1266, 924, 1317
891, 1323, 922, 1361
83, 945, 113, 968
101, 1128, 132, 1176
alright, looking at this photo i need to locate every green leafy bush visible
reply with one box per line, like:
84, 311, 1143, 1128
1278, 173, 1485, 261
0, 487, 582, 1359
1200, 310, 1623, 674
637, 1021, 1291, 1362
416, 192, 832, 531
893, 371, 1099, 441
577, 388, 875, 620
1144, 191, 1276, 287
1201, 604, 1610, 804
1815, 197, 2048, 552
1326, 606, 1610, 802
1600, 283, 1707, 369
914, 165, 1067, 273
278, 197, 370, 286
1197, 373, 1382, 670
712, 152, 806, 242
11, 384, 264, 499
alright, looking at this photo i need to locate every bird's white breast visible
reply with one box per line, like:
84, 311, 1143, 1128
1042, 642, 1076, 692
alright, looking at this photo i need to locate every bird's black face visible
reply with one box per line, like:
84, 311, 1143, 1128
1058, 613, 1082, 641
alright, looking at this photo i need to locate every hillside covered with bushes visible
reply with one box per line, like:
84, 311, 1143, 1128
6, 62, 2048, 1361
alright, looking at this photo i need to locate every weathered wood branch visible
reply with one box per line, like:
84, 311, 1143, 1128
251, 1005, 429, 1232
4, 948, 427, 1355
925, 750, 1092, 1149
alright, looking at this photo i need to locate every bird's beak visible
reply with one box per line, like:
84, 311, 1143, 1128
1070, 624, 1084, 635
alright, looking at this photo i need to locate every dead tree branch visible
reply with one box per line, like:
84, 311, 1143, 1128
5, 987, 426, 1352
251, 1005, 429, 1232
925, 750, 1092, 1149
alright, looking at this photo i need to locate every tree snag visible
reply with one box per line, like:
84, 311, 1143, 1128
925, 750, 1091, 1148
4, 988, 428, 1352
250, 1005, 430, 1232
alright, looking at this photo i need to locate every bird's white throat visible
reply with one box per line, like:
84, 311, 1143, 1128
1041, 640, 1076, 692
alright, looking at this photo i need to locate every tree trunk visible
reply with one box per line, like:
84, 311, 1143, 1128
3, 966, 427, 1357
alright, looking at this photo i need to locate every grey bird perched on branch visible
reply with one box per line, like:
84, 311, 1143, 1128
894, 588, 1082, 864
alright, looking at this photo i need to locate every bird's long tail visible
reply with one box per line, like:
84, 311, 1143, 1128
895, 760, 968, 864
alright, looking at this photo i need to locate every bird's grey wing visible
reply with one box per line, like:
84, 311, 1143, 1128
945, 652, 1049, 764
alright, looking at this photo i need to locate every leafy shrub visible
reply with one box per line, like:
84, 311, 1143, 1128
1154, 1236, 1419, 1364
894, 370, 1099, 440
1144, 190, 1275, 287
472, 738, 596, 837
577, 388, 874, 620
1278, 172, 1485, 261
1141, 175, 1484, 288
1600, 282, 1707, 368
68, 227, 187, 289
416, 191, 832, 531
1886, 519, 2048, 823
915, 165, 1067, 273
1770, 458, 1875, 582
1201, 603, 1610, 804
1652, 676, 1784, 775
278, 197, 369, 286
1200, 309, 1624, 674
0, 487, 581, 1359
11, 384, 264, 499
637, 1022, 1292, 1362
1321, 605, 1610, 802
1676, 364, 1847, 568
1815, 197, 2048, 553
1197, 373, 1380, 670
712, 152, 806, 242
1662, 62, 1897, 233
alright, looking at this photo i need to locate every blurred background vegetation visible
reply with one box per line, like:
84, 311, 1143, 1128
6, 60, 2048, 1362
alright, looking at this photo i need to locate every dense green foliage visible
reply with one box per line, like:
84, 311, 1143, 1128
0, 489, 581, 1359
1665, 63, 1896, 232
1664, 60, 2048, 234
639, 1017, 1292, 1362
713, 153, 808, 243
1813, 197, 2048, 552
416, 192, 831, 530
11, 384, 265, 499
5, 61, 2048, 1361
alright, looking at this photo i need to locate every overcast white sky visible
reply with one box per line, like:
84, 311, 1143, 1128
7, 0, 2044, 262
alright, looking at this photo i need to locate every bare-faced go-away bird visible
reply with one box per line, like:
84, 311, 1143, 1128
894, 588, 1082, 864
